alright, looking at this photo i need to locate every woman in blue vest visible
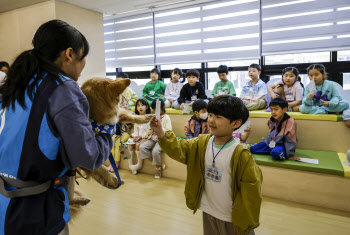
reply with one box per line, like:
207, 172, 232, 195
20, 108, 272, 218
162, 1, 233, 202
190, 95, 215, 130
0, 20, 113, 235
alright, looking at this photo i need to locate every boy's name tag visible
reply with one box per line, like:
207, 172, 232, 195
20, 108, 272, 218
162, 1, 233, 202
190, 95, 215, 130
205, 166, 222, 183
269, 140, 276, 148
150, 91, 155, 95
191, 95, 197, 101
218, 90, 227, 95
155, 99, 161, 120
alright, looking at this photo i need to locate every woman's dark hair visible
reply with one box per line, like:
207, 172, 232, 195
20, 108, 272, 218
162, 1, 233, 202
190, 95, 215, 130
135, 99, 151, 115
151, 99, 166, 114
207, 95, 249, 129
282, 67, 304, 89
150, 68, 161, 80
0, 19, 89, 110
307, 64, 328, 79
171, 68, 185, 83
0, 61, 10, 70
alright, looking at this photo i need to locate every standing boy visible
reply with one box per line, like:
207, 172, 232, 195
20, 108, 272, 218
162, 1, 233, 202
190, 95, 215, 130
250, 98, 299, 161
212, 65, 236, 97
240, 64, 267, 110
150, 95, 262, 235
176, 69, 207, 110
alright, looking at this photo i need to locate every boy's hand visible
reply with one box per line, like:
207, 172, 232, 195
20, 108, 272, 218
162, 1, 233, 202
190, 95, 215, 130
189, 101, 194, 107
307, 91, 314, 98
244, 127, 251, 133
159, 94, 164, 97
321, 101, 329, 107
180, 103, 185, 110
144, 95, 148, 98
150, 115, 165, 138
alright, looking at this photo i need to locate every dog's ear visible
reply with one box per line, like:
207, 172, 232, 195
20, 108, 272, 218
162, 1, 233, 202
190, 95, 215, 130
107, 78, 131, 94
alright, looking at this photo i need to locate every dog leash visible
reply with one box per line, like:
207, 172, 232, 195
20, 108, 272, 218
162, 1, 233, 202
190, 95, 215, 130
108, 153, 122, 188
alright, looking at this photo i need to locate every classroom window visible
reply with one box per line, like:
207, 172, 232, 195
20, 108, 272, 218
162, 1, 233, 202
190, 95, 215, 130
338, 50, 350, 61
265, 52, 330, 65
122, 66, 155, 72
207, 59, 259, 68
160, 63, 201, 70
344, 73, 350, 90
207, 71, 250, 97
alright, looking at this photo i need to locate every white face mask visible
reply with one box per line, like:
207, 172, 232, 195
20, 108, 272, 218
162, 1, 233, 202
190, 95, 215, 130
199, 112, 208, 120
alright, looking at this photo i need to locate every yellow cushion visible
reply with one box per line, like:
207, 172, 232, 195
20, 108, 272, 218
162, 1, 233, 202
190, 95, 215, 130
249, 110, 342, 122
338, 153, 350, 177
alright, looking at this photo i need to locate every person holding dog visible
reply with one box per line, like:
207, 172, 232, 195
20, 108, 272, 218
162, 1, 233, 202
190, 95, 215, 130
0, 20, 114, 235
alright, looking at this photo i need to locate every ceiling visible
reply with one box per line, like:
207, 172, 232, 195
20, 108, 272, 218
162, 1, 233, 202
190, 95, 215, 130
0, 0, 214, 18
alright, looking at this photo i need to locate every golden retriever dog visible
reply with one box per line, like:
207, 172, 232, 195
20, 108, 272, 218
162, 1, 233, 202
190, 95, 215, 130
69, 77, 151, 210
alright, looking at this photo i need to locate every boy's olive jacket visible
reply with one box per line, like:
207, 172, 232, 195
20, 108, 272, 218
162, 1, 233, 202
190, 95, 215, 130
158, 130, 263, 235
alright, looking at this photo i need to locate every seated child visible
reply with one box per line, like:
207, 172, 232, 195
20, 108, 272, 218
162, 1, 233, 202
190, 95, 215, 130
212, 65, 236, 97
184, 100, 210, 139
267, 67, 303, 112
109, 96, 132, 172
128, 99, 151, 174
142, 68, 166, 106
150, 95, 261, 235
140, 99, 172, 178
344, 109, 350, 128
117, 72, 138, 107
176, 69, 207, 110
232, 121, 251, 146
240, 63, 267, 111
165, 68, 184, 108
250, 98, 299, 161
300, 64, 349, 114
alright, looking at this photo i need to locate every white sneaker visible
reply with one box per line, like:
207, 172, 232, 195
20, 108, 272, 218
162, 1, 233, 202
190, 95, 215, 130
132, 170, 137, 175
155, 167, 162, 179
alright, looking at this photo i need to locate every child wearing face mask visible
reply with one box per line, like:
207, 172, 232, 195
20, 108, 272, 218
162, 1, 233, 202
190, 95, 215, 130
184, 100, 210, 139
267, 67, 304, 112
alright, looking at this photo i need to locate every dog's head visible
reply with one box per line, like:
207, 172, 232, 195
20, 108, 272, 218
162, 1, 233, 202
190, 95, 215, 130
81, 77, 131, 124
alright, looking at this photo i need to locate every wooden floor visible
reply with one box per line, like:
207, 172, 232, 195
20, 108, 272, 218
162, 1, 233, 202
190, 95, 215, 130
69, 170, 350, 235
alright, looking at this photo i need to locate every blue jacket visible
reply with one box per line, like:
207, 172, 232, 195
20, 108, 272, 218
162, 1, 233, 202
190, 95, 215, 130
0, 74, 113, 234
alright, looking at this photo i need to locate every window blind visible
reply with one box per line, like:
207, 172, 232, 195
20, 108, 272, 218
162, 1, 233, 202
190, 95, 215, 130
262, 0, 350, 55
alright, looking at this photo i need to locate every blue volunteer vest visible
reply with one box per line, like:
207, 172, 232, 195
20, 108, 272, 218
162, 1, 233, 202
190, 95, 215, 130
0, 73, 71, 235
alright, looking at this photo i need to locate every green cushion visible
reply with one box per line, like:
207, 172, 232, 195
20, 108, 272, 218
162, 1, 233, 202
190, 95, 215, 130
252, 149, 344, 176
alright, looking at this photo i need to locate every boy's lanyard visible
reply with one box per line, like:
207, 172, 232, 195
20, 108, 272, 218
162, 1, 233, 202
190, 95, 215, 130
273, 121, 279, 141
190, 85, 197, 97
150, 81, 157, 91
211, 137, 233, 168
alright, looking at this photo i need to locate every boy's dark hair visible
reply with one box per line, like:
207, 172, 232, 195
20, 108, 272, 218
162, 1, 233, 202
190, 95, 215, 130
186, 69, 200, 78
269, 97, 288, 109
135, 98, 151, 115
217, 65, 228, 74
0, 61, 10, 69
150, 67, 161, 79
151, 99, 166, 114
207, 95, 249, 128
192, 99, 207, 113
117, 72, 129, 79
248, 63, 262, 72
171, 68, 185, 82
0, 19, 89, 110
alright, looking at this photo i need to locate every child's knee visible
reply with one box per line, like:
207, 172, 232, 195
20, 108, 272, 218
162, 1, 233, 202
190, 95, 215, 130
345, 120, 350, 128
270, 148, 286, 160
299, 104, 308, 113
